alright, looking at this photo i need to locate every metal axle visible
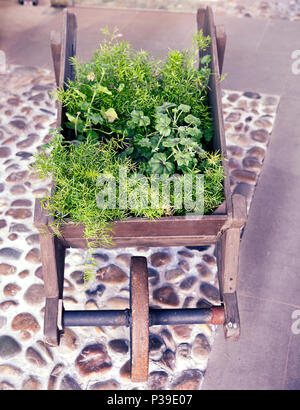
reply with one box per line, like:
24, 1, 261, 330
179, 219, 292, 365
62, 306, 225, 327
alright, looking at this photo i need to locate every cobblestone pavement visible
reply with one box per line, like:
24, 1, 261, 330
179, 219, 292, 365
0, 64, 279, 390
73, 0, 300, 21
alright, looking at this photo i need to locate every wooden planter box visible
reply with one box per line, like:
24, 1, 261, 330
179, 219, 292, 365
34, 7, 247, 347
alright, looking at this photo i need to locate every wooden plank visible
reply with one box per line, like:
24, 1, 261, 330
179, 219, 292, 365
232, 193, 247, 228
220, 227, 241, 294
50, 30, 61, 87
57, 9, 77, 130
44, 297, 60, 347
197, 7, 232, 218
216, 25, 226, 75
223, 292, 240, 341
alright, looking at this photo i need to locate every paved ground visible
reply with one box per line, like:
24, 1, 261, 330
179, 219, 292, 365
1, 1, 300, 390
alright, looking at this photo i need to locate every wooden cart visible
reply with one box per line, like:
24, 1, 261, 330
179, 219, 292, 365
34, 7, 247, 382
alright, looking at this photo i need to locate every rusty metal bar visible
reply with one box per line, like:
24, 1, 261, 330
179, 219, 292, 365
62, 306, 225, 327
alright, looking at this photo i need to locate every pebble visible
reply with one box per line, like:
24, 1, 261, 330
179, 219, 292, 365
179, 275, 198, 291
150, 251, 171, 267
96, 264, 128, 284
196, 263, 213, 280
90, 379, 120, 390
4, 283, 21, 297
171, 369, 202, 390
165, 268, 185, 283
75, 343, 112, 376
0, 263, 17, 276
148, 371, 169, 390
153, 284, 180, 306
0, 335, 21, 358
23, 284, 45, 305
231, 169, 257, 184
108, 339, 129, 354
21, 376, 41, 390
200, 283, 220, 304
26, 347, 47, 367
192, 334, 211, 360
0, 247, 22, 260
60, 375, 82, 390
250, 128, 269, 143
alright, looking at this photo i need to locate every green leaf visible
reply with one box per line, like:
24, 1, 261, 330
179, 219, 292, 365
162, 138, 180, 148
200, 54, 211, 65
137, 137, 151, 149
184, 114, 201, 127
97, 84, 112, 95
178, 104, 191, 113
102, 108, 118, 123
187, 127, 202, 139
128, 110, 150, 127
148, 153, 175, 175
89, 113, 103, 125
155, 114, 171, 136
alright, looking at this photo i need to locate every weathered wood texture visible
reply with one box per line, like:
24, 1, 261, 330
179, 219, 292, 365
197, 7, 232, 218
130, 257, 149, 382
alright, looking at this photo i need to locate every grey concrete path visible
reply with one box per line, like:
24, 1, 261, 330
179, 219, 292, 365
1, 2, 300, 390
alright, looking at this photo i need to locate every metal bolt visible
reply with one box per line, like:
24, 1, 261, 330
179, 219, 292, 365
227, 321, 233, 328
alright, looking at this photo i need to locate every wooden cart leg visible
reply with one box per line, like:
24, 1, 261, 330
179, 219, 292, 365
217, 194, 247, 341
40, 234, 66, 346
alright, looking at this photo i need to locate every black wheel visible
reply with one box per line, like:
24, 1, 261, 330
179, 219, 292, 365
18, 0, 24, 4
32, 0, 38, 5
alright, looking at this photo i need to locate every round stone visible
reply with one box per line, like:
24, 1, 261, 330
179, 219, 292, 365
105, 297, 129, 309
115, 253, 132, 268
0, 248, 22, 260
148, 371, 168, 390
23, 284, 45, 305
59, 375, 82, 390
108, 339, 129, 354
26, 347, 47, 367
150, 251, 171, 267
231, 169, 257, 184
247, 146, 265, 160
0, 219, 7, 230
96, 264, 128, 284
6, 171, 28, 183
90, 380, 120, 390
196, 263, 213, 280
11, 199, 32, 207
202, 254, 216, 265
25, 234, 40, 245
4, 283, 21, 297
153, 285, 180, 306
243, 91, 261, 99
192, 333, 211, 359
250, 128, 269, 143
172, 324, 192, 340
75, 344, 112, 376
92, 252, 109, 263
179, 276, 198, 291
171, 369, 202, 390
9, 119, 27, 130
0, 146, 11, 158
0, 263, 16, 276
0, 336, 21, 358
160, 348, 176, 371
225, 111, 241, 122
21, 376, 41, 390
5, 208, 32, 219
119, 360, 131, 380
10, 184, 26, 195
200, 283, 220, 303
148, 267, 159, 286
25, 248, 41, 264
149, 333, 165, 360
242, 156, 262, 171
165, 268, 185, 283
11, 313, 40, 339
227, 93, 240, 102
233, 182, 254, 201
177, 249, 194, 258
59, 328, 78, 351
